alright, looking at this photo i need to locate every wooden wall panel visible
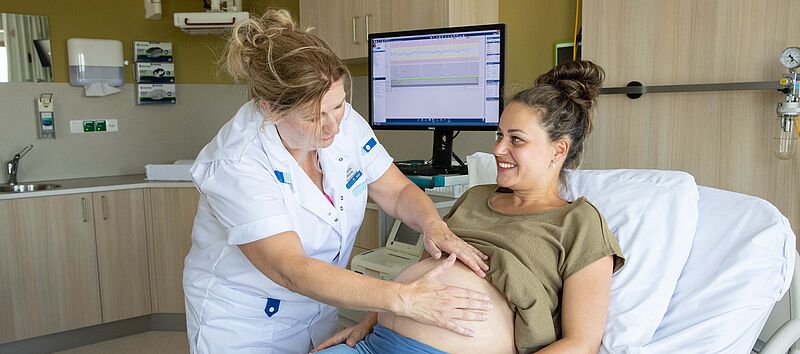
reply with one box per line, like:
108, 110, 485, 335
583, 0, 800, 237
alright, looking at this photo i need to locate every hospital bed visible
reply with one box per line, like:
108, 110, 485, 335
465, 153, 799, 354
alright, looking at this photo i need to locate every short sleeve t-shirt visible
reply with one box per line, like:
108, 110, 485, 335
444, 184, 625, 353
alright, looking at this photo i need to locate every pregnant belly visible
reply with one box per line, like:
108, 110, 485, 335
378, 258, 515, 354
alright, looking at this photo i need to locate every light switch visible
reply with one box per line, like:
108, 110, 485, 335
106, 119, 118, 132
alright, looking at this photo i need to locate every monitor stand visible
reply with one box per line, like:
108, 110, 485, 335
405, 130, 467, 176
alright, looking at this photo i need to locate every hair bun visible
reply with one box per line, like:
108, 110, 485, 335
535, 60, 604, 110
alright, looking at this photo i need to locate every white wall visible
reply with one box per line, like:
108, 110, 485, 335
0, 77, 497, 183
0, 83, 247, 182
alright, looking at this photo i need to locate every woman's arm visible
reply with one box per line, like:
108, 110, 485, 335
239, 232, 490, 336
367, 165, 488, 277
535, 255, 614, 354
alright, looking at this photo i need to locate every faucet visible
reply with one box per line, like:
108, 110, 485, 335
7, 145, 33, 185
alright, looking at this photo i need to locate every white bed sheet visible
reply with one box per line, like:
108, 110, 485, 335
645, 186, 796, 353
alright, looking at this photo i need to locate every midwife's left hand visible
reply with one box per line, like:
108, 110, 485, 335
421, 220, 489, 277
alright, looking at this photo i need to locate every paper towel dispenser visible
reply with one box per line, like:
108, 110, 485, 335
67, 38, 124, 96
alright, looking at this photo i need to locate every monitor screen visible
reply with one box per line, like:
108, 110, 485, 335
393, 221, 421, 246
368, 24, 504, 172
369, 24, 504, 131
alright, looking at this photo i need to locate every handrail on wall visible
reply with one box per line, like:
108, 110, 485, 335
601, 81, 783, 99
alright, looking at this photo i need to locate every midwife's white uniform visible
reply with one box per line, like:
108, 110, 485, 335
184, 101, 392, 353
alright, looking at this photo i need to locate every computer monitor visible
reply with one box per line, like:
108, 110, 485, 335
369, 24, 505, 174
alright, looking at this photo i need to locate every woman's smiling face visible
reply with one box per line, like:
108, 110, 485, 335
492, 102, 561, 191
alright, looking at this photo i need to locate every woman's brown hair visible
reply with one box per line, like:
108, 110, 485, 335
511, 60, 605, 170
223, 8, 351, 126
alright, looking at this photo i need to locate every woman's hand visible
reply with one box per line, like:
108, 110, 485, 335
422, 219, 489, 277
310, 315, 375, 352
397, 254, 492, 337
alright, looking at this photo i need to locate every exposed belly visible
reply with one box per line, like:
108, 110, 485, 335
378, 258, 515, 354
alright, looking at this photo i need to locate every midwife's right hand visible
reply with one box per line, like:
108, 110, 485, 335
397, 254, 492, 337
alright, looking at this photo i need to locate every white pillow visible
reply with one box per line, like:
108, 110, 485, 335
560, 169, 700, 354
645, 186, 796, 353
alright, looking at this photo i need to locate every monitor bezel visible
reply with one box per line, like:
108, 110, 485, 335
368, 23, 505, 132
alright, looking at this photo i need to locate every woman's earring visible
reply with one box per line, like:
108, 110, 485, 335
550, 159, 557, 168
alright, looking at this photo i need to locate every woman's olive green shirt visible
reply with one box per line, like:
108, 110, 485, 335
444, 184, 625, 353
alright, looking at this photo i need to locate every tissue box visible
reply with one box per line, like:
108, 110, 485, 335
136, 84, 176, 105
134, 41, 173, 62
135, 63, 175, 83
145, 160, 194, 181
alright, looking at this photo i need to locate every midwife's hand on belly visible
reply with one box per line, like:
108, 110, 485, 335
381, 257, 516, 354
396, 254, 492, 337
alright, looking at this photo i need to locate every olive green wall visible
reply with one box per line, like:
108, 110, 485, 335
2, 1, 575, 86
0, 0, 298, 84
500, 0, 577, 93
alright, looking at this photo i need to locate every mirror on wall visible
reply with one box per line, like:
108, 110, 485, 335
1, 13, 52, 83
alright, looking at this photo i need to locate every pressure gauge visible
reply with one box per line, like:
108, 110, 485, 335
780, 47, 800, 69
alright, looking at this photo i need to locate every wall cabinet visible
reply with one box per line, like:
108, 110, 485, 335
146, 188, 200, 313
0, 194, 102, 343
92, 190, 151, 323
299, 0, 498, 60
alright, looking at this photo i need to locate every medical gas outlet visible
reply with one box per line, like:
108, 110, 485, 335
776, 47, 800, 160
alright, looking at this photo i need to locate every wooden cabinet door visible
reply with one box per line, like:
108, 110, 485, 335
146, 188, 200, 313
366, 0, 447, 34
93, 190, 151, 322
299, 0, 367, 60
0, 194, 101, 343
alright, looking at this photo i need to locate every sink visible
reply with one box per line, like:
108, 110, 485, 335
0, 183, 62, 193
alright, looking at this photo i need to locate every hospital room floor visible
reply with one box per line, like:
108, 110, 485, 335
54, 331, 188, 353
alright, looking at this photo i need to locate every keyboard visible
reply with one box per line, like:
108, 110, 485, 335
395, 162, 467, 176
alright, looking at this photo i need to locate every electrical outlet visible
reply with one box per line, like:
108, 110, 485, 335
70, 119, 119, 133
83, 120, 95, 132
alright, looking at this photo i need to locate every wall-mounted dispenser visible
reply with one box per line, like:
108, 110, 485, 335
36, 93, 55, 139
67, 38, 124, 97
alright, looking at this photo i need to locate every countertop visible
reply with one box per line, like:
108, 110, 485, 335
0, 174, 194, 201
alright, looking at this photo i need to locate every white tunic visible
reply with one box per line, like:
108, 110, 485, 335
184, 101, 392, 353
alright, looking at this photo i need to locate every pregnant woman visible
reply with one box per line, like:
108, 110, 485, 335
316, 60, 625, 354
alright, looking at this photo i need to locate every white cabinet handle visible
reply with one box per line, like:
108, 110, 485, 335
352, 16, 360, 44
101, 195, 109, 220
365, 14, 371, 42
81, 197, 88, 223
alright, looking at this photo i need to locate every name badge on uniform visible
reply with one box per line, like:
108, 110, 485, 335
274, 170, 292, 184
360, 137, 377, 156
345, 164, 363, 189
345, 163, 366, 197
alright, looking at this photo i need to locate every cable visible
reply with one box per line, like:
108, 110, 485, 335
573, 0, 581, 60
